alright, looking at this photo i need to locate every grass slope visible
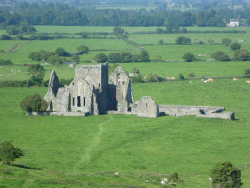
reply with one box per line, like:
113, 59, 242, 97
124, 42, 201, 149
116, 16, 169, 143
0, 78, 250, 187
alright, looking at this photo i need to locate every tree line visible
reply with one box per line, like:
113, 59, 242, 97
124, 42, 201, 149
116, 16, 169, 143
0, 2, 250, 29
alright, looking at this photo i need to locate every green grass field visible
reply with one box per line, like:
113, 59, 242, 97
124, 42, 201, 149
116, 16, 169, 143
0, 78, 250, 187
1, 26, 250, 187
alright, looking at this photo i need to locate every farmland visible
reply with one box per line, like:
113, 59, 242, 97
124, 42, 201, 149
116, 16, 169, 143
0, 26, 250, 187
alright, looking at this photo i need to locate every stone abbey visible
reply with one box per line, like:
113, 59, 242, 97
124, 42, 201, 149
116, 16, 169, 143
43, 63, 235, 120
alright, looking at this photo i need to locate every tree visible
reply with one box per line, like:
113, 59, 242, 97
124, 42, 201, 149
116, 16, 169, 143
27, 64, 46, 82
55, 47, 70, 57
158, 39, 163, 45
1, 34, 12, 40
176, 36, 191, 45
165, 14, 181, 33
222, 38, 232, 46
230, 43, 241, 51
179, 73, 185, 80
113, 26, 124, 35
76, 45, 89, 54
139, 51, 150, 62
244, 68, 250, 76
108, 53, 122, 62
211, 161, 243, 188
71, 55, 80, 63
0, 141, 24, 165
47, 55, 65, 65
20, 94, 48, 112
212, 51, 230, 61
234, 49, 250, 61
94, 53, 107, 63
183, 52, 195, 62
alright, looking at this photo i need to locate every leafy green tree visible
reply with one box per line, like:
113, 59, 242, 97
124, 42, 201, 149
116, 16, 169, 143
244, 68, 250, 76
47, 55, 65, 65
156, 28, 164, 34
76, 45, 89, 54
113, 26, 124, 35
1, 34, 11, 40
121, 52, 132, 62
212, 51, 230, 61
71, 55, 80, 63
165, 14, 181, 33
55, 47, 70, 57
230, 43, 241, 51
211, 161, 243, 188
139, 51, 150, 62
27, 64, 46, 82
176, 36, 191, 45
108, 53, 122, 62
234, 49, 250, 61
222, 38, 232, 46
94, 53, 108, 63
179, 73, 185, 80
20, 94, 48, 112
183, 52, 195, 62
0, 141, 24, 165
0, 59, 13, 65
158, 39, 163, 45
5, 25, 19, 35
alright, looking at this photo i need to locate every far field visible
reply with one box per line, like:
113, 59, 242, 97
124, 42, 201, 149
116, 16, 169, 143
0, 26, 250, 187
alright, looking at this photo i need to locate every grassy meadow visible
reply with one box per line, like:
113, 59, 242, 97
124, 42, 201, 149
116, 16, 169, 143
0, 25, 250, 187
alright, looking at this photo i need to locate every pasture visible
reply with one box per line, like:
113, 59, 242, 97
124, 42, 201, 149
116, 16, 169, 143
0, 78, 250, 187
0, 25, 250, 187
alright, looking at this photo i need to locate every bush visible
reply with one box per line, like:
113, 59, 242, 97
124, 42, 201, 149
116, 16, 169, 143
158, 39, 163, 45
179, 73, 185, 80
176, 36, 191, 45
0, 141, 24, 165
0, 59, 13, 65
234, 49, 250, 61
94, 53, 108, 63
183, 52, 195, 62
244, 68, 250, 76
222, 38, 232, 46
211, 161, 242, 188
20, 94, 48, 112
1, 34, 12, 40
230, 42, 241, 51
212, 51, 230, 61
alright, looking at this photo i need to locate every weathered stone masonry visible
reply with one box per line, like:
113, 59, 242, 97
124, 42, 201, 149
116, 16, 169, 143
41, 63, 235, 120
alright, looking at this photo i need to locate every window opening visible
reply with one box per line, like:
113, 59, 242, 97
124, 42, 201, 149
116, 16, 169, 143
77, 96, 81, 107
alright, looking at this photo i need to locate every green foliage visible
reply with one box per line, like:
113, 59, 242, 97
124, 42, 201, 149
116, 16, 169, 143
179, 73, 185, 80
158, 39, 163, 45
1, 34, 12, 40
71, 55, 80, 63
183, 52, 195, 62
55, 47, 71, 57
0, 141, 24, 165
212, 51, 230, 61
0, 59, 13, 65
47, 55, 65, 65
28, 51, 55, 61
211, 161, 243, 188
113, 26, 124, 35
94, 53, 108, 63
139, 51, 150, 62
176, 36, 191, 45
244, 68, 250, 76
234, 49, 250, 61
76, 45, 89, 54
27, 64, 45, 80
222, 38, 232, 46
20, 93, 48, 112
230, 42, 241, 51
108, 53, 122, 62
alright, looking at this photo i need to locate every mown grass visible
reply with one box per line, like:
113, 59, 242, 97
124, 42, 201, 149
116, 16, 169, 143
0, 78, 250, 187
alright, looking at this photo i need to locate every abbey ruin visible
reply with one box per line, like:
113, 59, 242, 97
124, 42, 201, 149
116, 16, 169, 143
42, 63, 235, 120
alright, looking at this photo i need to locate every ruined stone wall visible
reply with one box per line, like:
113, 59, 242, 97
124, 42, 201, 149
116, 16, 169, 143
27, 111, 89, 116
134, 96, 158, 118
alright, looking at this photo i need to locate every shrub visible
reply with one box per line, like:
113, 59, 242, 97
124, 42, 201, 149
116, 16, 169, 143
212, 51, 230, 61
94, 53, 108, 63
234, 49, 250, 61
179, 73, 185, 80
20, 94, 48, 112
211, 161, 243, 188
1, 34, 12, 40
176, 36, 191, 45
222, 38, 232, 46
183, 52, 195, 62
0, 59, 13, 65
230, 42, 241, 51
158, 39, 163, 45
0, 141, 24, 165
244, 68, 250, 76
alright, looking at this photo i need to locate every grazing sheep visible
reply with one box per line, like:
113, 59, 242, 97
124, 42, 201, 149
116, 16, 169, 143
246, 81, 250, 84
233, 78, 239, 81
189, 81, 192, 84
161, 180, 166, 185
114, 172, 119, 176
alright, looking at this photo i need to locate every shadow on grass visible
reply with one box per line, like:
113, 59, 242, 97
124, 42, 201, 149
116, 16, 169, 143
12, 164, 42, 170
